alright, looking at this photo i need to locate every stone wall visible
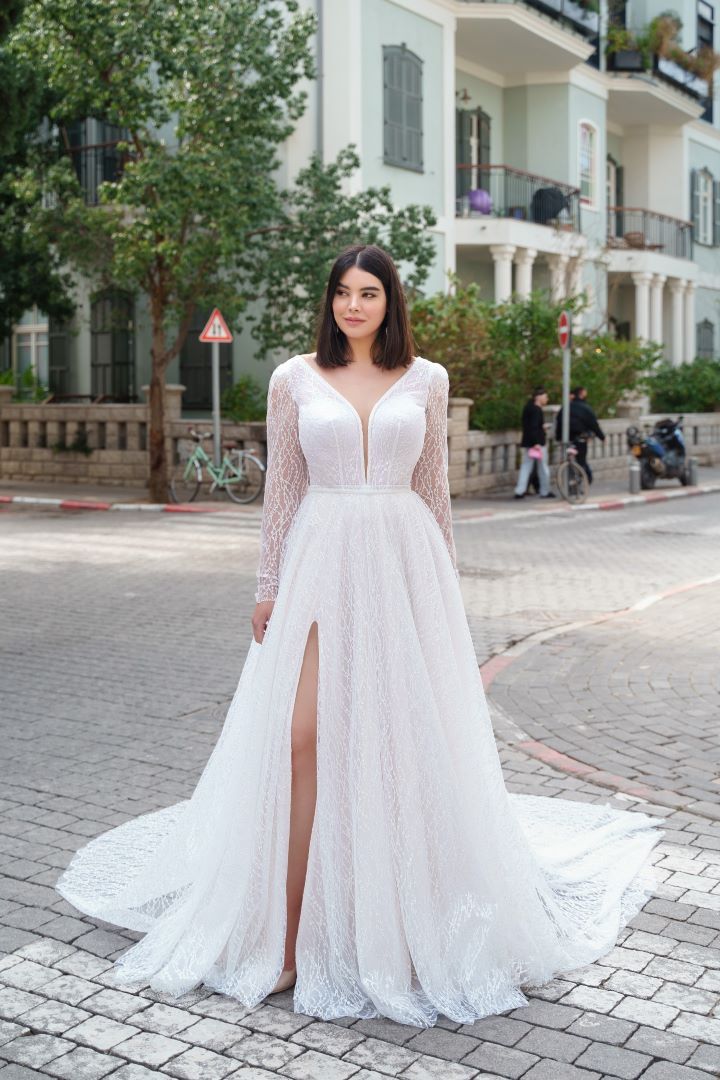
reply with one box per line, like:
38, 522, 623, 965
1, 384, 718, 494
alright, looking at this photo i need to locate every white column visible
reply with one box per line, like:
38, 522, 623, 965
490, 244, 516, 303
684, 281, 696, 362
567, 255, 585, 330
513, 248, 537, 299
650, 274, 666, 346
669, 279, 686, 366
631, 272, 652, 343
547, 254, 569, 302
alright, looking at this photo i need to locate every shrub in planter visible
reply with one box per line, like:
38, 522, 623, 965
644, 356, 720, 413
221, 373, 268, 422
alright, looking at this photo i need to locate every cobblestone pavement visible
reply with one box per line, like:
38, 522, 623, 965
0, 497, 719, 1079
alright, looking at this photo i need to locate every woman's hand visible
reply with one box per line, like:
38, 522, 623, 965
252, 601, 275, 644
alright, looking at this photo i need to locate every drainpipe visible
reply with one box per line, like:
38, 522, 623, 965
316, 0, 324, 160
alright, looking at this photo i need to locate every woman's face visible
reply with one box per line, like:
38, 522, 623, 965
332, 267, 388, 343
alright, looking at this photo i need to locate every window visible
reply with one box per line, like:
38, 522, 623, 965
180, 309, 233, 412
65, 118, 129, 205
91, 290, 135, 401
456, 107, 491, 204
383, 45, 423, 172
579, 122, 598, 207
691, 167, 719, 245
697, 318, 715, 358
13, 307, 48, 395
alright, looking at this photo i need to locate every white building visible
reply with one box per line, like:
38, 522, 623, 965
4, 0, 720, 408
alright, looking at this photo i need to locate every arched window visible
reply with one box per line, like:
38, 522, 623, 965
383, 44, 423, 172
579, 121, 598, 208
691, 168, 715, 245
90, 290, 135, 401
697, 318, 715, 359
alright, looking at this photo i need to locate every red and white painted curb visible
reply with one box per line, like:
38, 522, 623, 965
0, 494, 258, 514
480, 572, 720, 820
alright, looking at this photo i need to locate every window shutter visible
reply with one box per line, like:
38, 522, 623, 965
479, 108, 491, 167
456, 109, 473, 200
403, 52, 423, 170
383, 45, 422, 171
383, 49, 403, 165
691, 168, 700, 236
714, 179, 720, 246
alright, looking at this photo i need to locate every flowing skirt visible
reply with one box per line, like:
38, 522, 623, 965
56, 486, 662, 1027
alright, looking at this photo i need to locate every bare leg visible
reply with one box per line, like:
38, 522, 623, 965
283, 621, 319, 971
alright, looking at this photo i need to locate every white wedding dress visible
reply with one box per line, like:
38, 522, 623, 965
57, 352, 662, 1027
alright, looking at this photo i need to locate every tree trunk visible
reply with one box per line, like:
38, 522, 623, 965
148, 321, 169, 503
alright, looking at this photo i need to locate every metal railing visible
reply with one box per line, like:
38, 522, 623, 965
457, 0, 599, 37
457, 164, 582, 233
606, 207, 693, 259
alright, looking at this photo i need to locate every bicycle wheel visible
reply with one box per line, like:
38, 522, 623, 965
556, 460, 588, 504
223, 451, 265, 504
170, 459, 202, 503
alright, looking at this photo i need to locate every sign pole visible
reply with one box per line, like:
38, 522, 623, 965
211, 340, 221, 469
558, 310, 572, 449
198, 308, 234, 471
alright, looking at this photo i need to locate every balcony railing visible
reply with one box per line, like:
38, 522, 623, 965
65, 142, 128, 206
458, 0, 599, 38
606, 207, 693, 259
457, 164, 581, 233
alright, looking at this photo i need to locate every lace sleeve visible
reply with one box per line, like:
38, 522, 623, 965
255, 365, 309, 603
411, 363, 458, 578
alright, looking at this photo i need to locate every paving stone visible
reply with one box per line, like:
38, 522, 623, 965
0, 1033, 75, 1067
405, 1027, 479, 1062
508, 1001, 582, 1030
558, 986, 623, 1014
0, 989, 44, 1022
351, 1017, 419, 1046
343, 1036, 419, 1075
573, 1042, 651, 1079
18, 1000, 91, 1035
176, 1017, 247, 1054
111, 1067, 171, 1080
566, 1011, 637, 1046
457, 1015, 531, 1045
14, 942, 75, 967
670, 1011, 720, 1046
53, 952, 113, 981
0, 1023, 28, 1048
65, 1014, 141, 1052
71, 929, 135, 958
39, 974, 99, 1006
610, 996, 679, 1030
653, 980, 717, 1013
0, 962, 60, 994
226, 1031, 305, 1070
159, 1045, 238, 1079
624, 1024, 698, 1064
397, 1057, 477, 1080
288, 1020, 364, 1057
43, 1044, 121, 1078
521, 1061, 601, 1080
278, 1048, 361, 1079
602, 970, 662, 998
240, 1004, 313, 1039
126, 1003, 197, 1037
687, 1042, 720, 1073
639, 1063, 712, 1079
186, 994, 254, 1024
622, 932, 678, 956
108, 1031, 187, 1067
84, 988, 152, 1023
461, 1039, 539, 1077
515, 1026, 589, 1063
0, 1065, 57, 1079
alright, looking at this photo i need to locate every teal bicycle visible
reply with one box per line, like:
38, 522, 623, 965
170, 428, 265, 504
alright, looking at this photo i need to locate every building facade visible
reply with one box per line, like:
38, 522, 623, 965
3, 0, 720, 409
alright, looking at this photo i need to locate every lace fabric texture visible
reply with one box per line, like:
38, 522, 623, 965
56, 353, 663, 1027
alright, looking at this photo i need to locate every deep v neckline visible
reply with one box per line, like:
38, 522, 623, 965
298, 354, 420, 482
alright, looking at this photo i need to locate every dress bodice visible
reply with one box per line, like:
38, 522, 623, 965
255, 353, 457, 602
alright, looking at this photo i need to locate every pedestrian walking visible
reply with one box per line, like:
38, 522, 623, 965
514, 386, 555, 498
56, 245, 661, 1028
555, 385, 606, 484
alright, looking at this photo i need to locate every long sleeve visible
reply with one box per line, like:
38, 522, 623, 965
255, 367, 309, 603
411, 364, 459, 580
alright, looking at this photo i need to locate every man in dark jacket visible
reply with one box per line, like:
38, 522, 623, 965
514, 386, 555, 498
555, 386, 606, 483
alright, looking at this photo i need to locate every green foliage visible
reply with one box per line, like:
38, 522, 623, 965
13, 365, 48, 401
644, 356, 720, 413
411, 278, 653, 430
52, 427, 93, 455
242, 147, 437, 360
221, 374, 268, 423
0, 368, 14, 385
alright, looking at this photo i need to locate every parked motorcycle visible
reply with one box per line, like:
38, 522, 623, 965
626, 416, 689, 489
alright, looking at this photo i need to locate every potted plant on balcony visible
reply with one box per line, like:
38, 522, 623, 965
606, 26, 648, 72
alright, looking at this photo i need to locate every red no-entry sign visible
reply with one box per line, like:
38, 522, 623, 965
558, 310, 571, 349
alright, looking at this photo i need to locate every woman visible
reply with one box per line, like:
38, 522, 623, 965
57, 244, 661, 1028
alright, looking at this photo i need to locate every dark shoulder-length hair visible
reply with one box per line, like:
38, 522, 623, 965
314, 244, 415, 372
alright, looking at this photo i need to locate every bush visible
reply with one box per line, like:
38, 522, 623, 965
644, 357, 720, 413
221, 373, 268, 422
410, 280, 652, 430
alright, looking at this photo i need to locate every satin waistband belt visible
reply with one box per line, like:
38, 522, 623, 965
307, 485, 412, 494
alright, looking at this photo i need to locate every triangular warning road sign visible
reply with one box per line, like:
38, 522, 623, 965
199, 308, 233, 344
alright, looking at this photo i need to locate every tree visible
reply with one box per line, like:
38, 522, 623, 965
242, 147, 437, 360
0, 0, 75, 341
10, 0, 317, 499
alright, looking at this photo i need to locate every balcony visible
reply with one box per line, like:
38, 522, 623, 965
455, 0, 595, 77
457, 164, 581, 232
607, 207, 693, 259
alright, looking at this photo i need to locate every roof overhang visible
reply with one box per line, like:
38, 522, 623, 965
605, 74, 704, 127
454, 3, 595, 77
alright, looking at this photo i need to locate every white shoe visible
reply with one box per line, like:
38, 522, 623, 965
268, 966, 297, 995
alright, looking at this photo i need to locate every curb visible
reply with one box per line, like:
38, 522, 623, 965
480, 572, 720, 821
0, 494, 256, 514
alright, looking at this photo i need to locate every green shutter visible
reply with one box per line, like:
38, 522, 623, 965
714, 179, 720, 246
691, 168, 700, 236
